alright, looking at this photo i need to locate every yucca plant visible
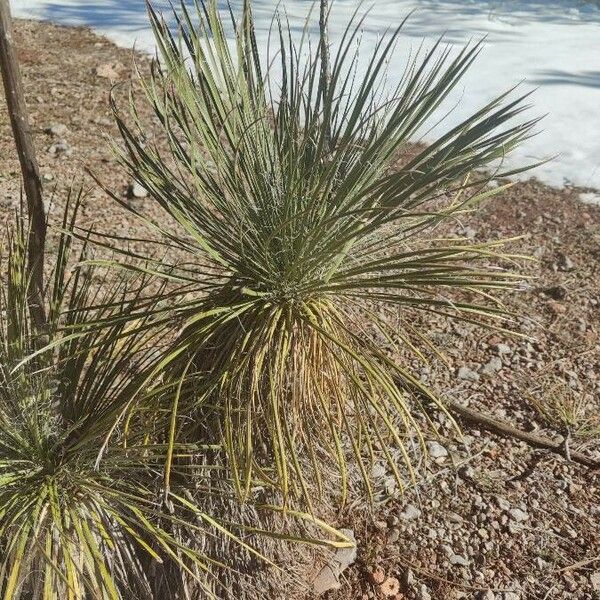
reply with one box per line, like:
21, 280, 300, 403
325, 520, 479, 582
108, 0, 539, 506
0, 197, 342, 599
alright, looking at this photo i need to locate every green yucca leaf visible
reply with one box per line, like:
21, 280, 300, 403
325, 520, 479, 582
106, 1, 538, 505
0, 195, 345, 599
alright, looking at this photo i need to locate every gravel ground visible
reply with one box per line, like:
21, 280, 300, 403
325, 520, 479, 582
1, 19, 598, 600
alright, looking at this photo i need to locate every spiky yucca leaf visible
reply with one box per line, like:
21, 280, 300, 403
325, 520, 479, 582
109, 1, 538, 505
0, 196, 351, 600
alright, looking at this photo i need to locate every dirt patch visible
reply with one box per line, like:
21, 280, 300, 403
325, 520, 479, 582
1, 19, 598, 600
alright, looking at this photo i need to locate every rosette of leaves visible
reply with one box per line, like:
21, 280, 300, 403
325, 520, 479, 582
108, 1, 538, 505
0, 197, 340, 599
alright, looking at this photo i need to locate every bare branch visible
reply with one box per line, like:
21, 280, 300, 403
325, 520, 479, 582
447, 398, 600, 471
319, 0, 332, 149
0, 0, 47, 330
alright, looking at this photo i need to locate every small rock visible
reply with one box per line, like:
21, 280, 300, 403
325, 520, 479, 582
387, 528, 400, 544
458, 366, 480, 382
371, 463, 386, 479
417, 584, 433, 600
458, 465, 475, 480
312, 529, 357, 595
557, 253, 575, 272
495, 343, 511, 355
495, 496, 511, 511
47, 140, 72, 157
458, 226, 477, 238
379, 576, 400, 597
447, 512, 464, 524
95, 61, 125, 80
532, 246, 544, 258
402, 568, 415, 587
508, 508, 528, 523
450, 554, 470, 567
129, 181, 149, 199
42, 173, 54, 182
45, 123, 68, 136
387, 515, 399, 527
590, 572, 600, 591
384, 476, 397, 496
482, 356, 503, 377
93, 116, 113, 127
399, 504, 421, 521
426, 440, 448, 459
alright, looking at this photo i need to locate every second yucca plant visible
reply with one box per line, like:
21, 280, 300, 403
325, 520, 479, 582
0, 200, 328, 599
111, 1, 538, 504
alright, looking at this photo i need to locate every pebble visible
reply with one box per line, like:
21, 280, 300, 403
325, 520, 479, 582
495, 496, 511, 511
387, 528, 400, 544
458, 366, 480, 382
482, 356, 503, 377
591, 572, 600, 591
383, 476, 397, 496
379, 576, 400, 597
508, 508, 529, 523
447, 512, 464, 524
461, 226, 477, 238
47, 140, 73, 156
495, 343, 511, 355
417, 584, 433, 600
45, 123, 69, 136
399, 504, 421, 521
95, 61, 125, 80
371, 463, 386, 479
426, 440, 448, 459
449, 554, 470, 566
402, 568, 415, 587
557, 253, 575, 272
93, 116, 113, 127
130, 181, 149, 199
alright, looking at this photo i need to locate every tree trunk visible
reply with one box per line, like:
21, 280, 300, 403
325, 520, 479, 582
0, 0, 47, 330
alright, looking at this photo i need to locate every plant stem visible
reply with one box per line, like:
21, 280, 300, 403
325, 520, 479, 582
0, 0, 47, 330
319, 0, 332, 150
397, 377, 599, 470
446, 398, 599, 470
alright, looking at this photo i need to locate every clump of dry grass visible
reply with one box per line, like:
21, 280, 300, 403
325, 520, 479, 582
528, 375, 600, 441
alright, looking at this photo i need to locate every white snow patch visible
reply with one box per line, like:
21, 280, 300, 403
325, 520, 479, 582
13, 0, 600, 192
579, 192, 600, 206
